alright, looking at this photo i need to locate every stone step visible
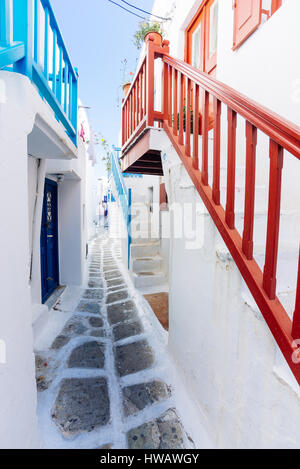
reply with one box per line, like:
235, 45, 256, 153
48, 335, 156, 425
131, 271, 166, 289
131, 255, 163, 274
131, 241, 160, 258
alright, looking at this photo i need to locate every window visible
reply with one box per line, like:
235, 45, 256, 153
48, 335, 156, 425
233, 0, 283, 50
186, 0, 218, 76
192, 23, 202, 69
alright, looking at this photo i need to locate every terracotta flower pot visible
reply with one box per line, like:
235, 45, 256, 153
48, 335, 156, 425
144, 31, 162, 46
123, 82, 131, 97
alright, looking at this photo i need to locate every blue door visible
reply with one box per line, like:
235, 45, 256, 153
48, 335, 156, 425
40, 179, 59, 303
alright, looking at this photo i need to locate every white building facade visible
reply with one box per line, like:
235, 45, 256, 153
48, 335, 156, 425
0, 0, 103, 448
119, 0, 300, 448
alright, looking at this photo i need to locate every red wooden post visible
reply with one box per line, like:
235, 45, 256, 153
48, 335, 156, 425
162, 61, 169, 121
143, 62, 147, 117
179, 73, 184, 145
139, 72, 142, 121
263, 140, 284, 299
212, 97, 221, 205
173, 68, 178, 136
128, 94, 132, 139
168, 65, 172, 127
185, 78, 191, 157
136, 81, 139, 127
242, 121, 257, 260
292, 248, 300, 339
126, 101, 129, 141
146, 39, 155, 127
193, 84, 199, 170
202, 90, 209, 185
226, 107, 237, 229
133, 83, 137, 131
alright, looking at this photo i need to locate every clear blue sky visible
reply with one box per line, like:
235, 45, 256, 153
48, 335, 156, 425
51, 0, 154, 163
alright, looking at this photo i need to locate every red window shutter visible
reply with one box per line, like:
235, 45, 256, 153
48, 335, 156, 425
233, 0, 262, 49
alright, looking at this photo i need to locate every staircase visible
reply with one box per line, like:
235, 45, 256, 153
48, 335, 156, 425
130, 239, 167, 291
120, 35, 300, 385
110, 149, 168, 292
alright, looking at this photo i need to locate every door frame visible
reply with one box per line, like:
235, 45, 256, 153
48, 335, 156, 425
185, 0, 218, 75
40, 178, 59, 303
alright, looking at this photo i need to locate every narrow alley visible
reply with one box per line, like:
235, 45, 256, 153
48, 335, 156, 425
35, 232, 192, 449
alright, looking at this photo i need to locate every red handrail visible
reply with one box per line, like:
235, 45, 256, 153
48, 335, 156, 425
121, 37, 300, 385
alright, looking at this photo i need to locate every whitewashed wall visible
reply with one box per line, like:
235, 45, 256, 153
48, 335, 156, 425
159, 134, 300, 449
0, 71, 78, 448
144, 1, 300, 446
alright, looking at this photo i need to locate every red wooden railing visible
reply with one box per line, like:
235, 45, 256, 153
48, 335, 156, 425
121, 36, 300, 384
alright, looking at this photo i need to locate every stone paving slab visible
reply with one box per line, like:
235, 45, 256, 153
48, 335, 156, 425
113, 320, 143, 342
88, 279, 104, 288
123, 381, 170, 416
115, 340, 154, 377
104, 270, 122, 281
52, 377, 110, 436
127, 409, 184, 449
51, 317, 88, 350
68, 341, 105, 369
106, 290, 128, 305
88, 317, 103, 328
106, 278, 126, 288
51, 335, 70, 350
107, 300, 138, 325
103, 265, 118, 272
82, 289, 104, 301
76, 301, 101, 315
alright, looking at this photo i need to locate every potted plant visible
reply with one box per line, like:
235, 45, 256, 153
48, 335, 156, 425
133, 21, 164, 50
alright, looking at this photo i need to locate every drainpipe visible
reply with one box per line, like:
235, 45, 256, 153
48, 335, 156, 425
30, 158, 46, 282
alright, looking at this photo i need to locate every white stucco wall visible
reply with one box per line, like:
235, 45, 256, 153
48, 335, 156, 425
0, 71, 78, 448
147, 0, 300, 448
160, 136, 300, 449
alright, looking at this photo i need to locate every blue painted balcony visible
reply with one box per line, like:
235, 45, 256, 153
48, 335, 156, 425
0, 0, 78, 144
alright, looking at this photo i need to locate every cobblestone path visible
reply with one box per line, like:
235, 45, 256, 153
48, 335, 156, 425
35, 234, 192, 449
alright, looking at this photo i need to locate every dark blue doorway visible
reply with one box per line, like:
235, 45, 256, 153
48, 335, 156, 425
40, 179, 59, 303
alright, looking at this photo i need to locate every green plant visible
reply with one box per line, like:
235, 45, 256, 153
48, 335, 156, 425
98, 134, 111, 174
133, 21, 164, 50
173, 106, 200, 134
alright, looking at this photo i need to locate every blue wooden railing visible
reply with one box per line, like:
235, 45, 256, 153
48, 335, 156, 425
0, 0, 78, 145
111, 147, 132, 268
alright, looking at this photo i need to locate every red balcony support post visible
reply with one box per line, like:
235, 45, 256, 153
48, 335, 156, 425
173, 68, 178, 136
292, 248, 300, 339
122, 102, 125, 146
263, 140, 284, 300
139, 73, 142, 121
193, 84, 199, 170
146, 37, 155, 127
202, 90, 209, 185
143, 62, 147, 117
162, 61, 169, 121
242, 121, 258, 260
185, 78, 191, 157
226, 107, 237, 229
168, 65, 173, 127
179, 73, 184, 145
212, 97, 221, 205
